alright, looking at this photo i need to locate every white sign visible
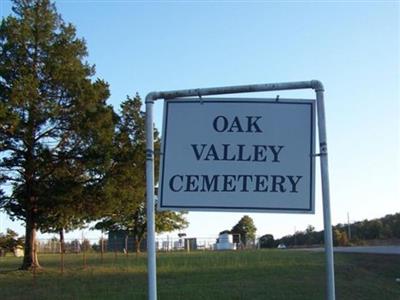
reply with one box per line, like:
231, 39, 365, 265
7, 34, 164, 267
158, 98, 315, 213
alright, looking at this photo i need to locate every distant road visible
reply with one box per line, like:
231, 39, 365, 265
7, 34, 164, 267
293, 246, 400, 255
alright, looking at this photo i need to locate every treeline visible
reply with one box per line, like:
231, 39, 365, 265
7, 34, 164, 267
259, 213, 400, 248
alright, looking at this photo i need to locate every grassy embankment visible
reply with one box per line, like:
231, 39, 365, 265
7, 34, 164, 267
0, 250, 399, 299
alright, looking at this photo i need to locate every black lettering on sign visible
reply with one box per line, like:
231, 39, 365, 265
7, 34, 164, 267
228, 117, 244, 132
212, 116, 263, 133
213, 116, 228, 132
246, 116, 262, 133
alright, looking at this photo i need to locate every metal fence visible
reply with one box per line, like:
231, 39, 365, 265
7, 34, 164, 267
31, 236, 257, 254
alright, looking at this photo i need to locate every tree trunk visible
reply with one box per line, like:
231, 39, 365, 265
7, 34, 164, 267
59, 228, 65, 274
20, 209, 40, 270
59, 229, 65, 253
100, 237, 104, 262
134, 237, 141, 254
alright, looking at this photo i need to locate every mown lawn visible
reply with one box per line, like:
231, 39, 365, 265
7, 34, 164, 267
0, 250, 399, 299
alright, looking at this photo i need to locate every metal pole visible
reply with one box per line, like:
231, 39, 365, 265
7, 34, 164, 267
315, 87, 336, 300
145, 95, 157, 300
155, 80, 315, 100
347, 212, 351, 240
145, 80, 335, 300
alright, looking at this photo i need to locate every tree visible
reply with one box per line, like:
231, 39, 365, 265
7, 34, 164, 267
304, 224, 320, 245
231, 215, 257, 247
31, 158, 109, 255
0, 0, 115, 269
333, 229, 349, 246
0, 228, 24, 254
385, 213, 400, 238
259, 234, 274, 248
81, 238, 91, 252
94, 95, 188, 253
306, 225, 315, 234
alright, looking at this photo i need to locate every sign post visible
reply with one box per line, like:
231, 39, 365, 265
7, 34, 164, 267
145, 80, 335, 300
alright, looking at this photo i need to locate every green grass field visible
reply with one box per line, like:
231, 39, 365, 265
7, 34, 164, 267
0, 250, 399, 299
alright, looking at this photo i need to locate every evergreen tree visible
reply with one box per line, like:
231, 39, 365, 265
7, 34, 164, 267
95, 94, 188, 252
0, 0, 115, 269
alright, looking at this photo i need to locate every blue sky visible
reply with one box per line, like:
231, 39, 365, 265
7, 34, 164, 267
0, 0, 399, 241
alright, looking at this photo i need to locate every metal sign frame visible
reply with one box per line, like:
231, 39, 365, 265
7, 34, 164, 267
158, 97, 316, 213
145, 80, 336, 300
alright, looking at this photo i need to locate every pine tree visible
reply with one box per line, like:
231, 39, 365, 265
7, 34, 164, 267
0, 0, 115, 269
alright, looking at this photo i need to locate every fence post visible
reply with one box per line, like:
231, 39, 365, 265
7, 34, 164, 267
100, 236, 104, 263
60, 240, 64, 275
